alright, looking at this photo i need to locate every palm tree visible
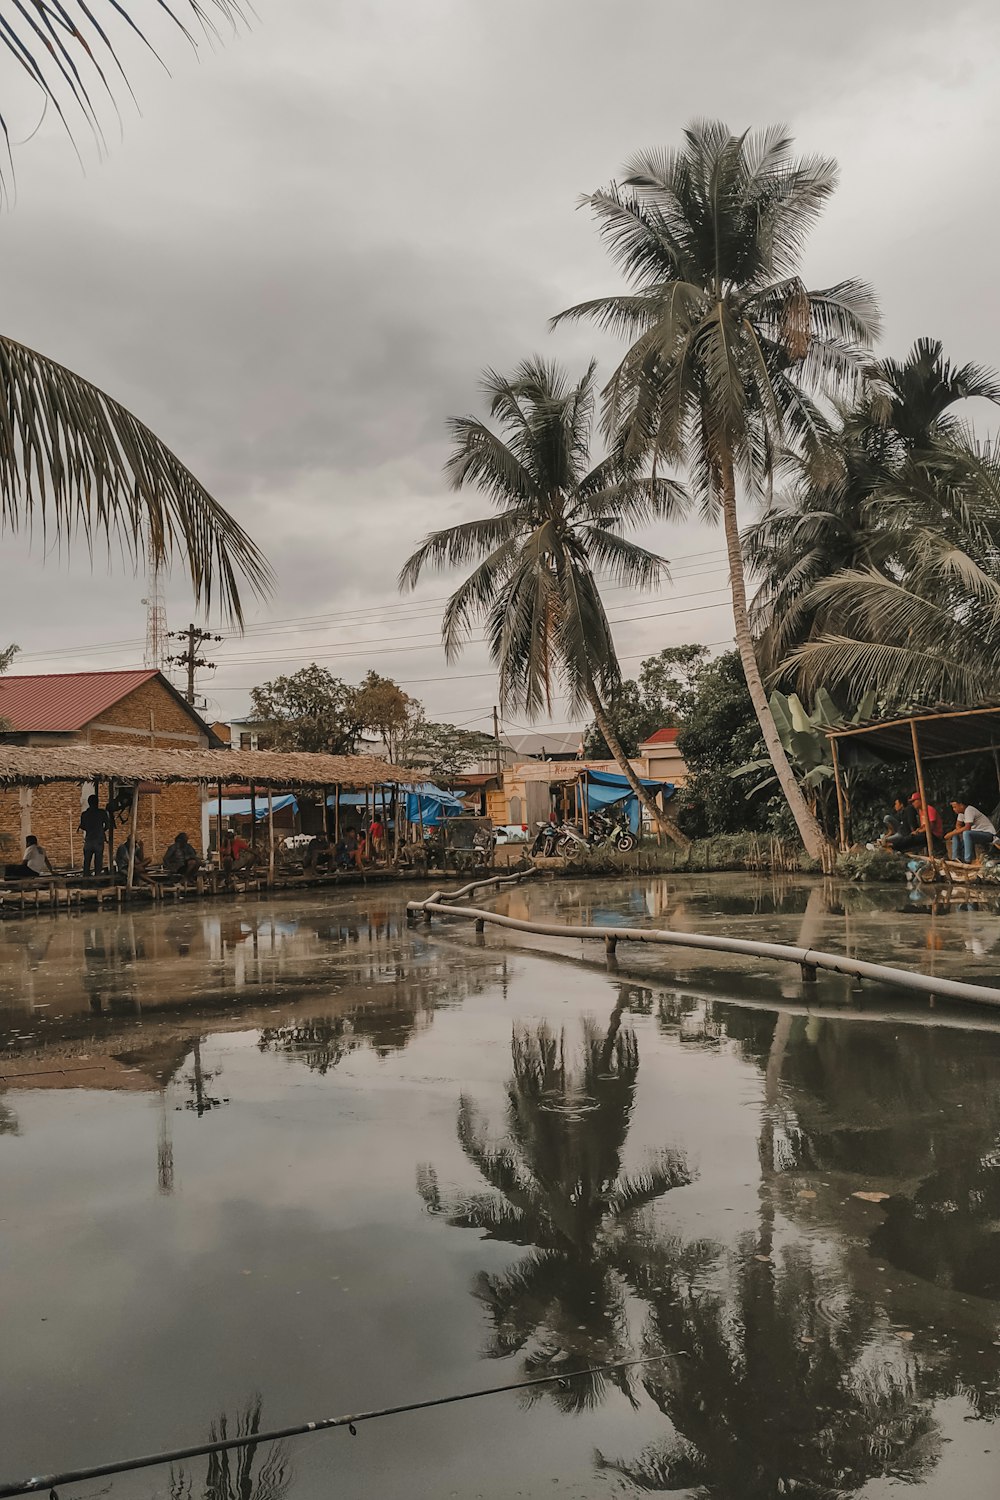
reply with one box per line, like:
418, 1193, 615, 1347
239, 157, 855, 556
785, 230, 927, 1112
746, 337, 1000, 682
399, 357, 690, 841
0, 2, 270, 624
417, 1014, 693, 1410
554, 122, 880, 861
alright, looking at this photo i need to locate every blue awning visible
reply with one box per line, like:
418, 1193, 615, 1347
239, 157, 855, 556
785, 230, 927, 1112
583, 770, 675, 833
218, 794, 298, 820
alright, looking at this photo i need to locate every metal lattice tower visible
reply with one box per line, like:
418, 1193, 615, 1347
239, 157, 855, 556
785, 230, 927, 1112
142, 539, 168, 670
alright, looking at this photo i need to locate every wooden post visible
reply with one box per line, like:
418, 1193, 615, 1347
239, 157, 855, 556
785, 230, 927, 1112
830, 736, 849, 851
68, 812, 75, 871
267, 789, 275, 885
581, 771, 590, 839
127, 785, 140, 889
250, 782, 257, 848
910, 719, 935, 858
334, 784, 340, 843
217, 779, 224, 867
107, 778, 116, 877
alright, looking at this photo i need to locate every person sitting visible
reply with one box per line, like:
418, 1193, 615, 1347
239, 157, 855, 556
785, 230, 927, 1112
5, 835, 55, 881
882, 794, 921, 852
946, 798, 997, 863
910, 792, 945, 853
115, 836, 153, 885
163, 831, 201, 880
304, 832, 333, 873
219, 827, 253, 883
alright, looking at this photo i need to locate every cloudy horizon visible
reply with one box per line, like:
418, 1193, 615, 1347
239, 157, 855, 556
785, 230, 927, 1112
1, 0, 998, 737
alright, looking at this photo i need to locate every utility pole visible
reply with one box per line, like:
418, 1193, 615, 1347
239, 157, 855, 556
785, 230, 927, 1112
493, 705, 502, 777
168, 623, 223, 705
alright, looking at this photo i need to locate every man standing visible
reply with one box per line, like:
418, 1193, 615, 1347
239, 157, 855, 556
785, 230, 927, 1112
946, 798, 996, 863
79, 794, 110, 876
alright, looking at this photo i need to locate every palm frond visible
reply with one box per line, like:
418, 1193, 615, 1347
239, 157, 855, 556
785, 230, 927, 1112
0, 332, 270, 624
443, 416, 538, 505
0, 1, 246, 192
397, 514, 518, 592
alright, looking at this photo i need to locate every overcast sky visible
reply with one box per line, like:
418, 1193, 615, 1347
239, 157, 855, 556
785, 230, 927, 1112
1, 0, 998, 735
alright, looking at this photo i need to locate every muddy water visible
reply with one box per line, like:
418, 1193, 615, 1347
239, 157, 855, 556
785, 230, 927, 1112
1, 875, 999, 1499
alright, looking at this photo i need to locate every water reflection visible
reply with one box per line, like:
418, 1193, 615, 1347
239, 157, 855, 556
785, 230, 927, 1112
418, 1005, 692, 1410
605, 1242, 939, 1496
169, 1400, 291, 1500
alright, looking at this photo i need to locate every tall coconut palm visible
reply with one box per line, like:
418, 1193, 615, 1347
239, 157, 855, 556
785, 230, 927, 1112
0, 1, 269, 625
399, 357, 690, 841
554, 122, 880, 861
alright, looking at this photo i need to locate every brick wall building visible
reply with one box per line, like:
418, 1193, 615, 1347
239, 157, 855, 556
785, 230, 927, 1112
0, 671, 220, 866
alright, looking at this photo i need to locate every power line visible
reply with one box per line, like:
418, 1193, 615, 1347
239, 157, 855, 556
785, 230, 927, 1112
13, 547, 730, 664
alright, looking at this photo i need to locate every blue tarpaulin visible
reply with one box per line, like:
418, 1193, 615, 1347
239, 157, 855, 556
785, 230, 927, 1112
324, 784, 465, 828
403, 783, 466, 828
219, 794, 298, 821
583, 769, 674, 833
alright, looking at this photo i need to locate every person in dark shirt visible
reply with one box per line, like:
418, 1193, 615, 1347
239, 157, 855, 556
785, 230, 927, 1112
883, 794, 921, 852
163, 831, 201, 879
79, 794, 110, 876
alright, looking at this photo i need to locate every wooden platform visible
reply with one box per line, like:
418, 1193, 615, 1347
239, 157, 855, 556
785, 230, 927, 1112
0, 863, 445, 918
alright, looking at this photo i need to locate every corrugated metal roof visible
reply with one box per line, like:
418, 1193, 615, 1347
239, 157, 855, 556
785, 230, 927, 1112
0, 669, 161, 732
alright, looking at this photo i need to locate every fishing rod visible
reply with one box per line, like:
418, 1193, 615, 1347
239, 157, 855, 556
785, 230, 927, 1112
0, 1355, 678, 1498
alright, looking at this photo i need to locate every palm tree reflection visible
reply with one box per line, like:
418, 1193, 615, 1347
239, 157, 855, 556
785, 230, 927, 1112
602, 1240, 939, 1496
169, 1399, 291, 1500
418, 1014, 692, 1410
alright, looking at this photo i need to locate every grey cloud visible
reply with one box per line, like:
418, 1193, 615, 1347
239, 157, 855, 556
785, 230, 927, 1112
1, 0, 998, 726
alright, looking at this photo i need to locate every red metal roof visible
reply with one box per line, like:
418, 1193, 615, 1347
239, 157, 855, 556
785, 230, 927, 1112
0, 670, 161, 733
640, 727, 680, 747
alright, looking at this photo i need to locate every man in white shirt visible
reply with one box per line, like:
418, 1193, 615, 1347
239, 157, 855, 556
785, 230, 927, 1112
946, 798, 996, 863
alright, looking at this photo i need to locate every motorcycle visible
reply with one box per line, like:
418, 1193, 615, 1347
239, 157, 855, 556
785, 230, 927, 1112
591, 809, 638, 854
530, 821, 561, 857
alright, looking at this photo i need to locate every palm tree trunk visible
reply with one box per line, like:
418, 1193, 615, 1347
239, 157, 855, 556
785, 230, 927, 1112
584, 678, 690, 849
719, 457, 831, 866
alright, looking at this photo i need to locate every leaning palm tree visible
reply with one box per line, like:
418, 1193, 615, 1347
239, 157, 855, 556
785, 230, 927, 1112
747, 337, 1000, 677
0, 1, 270, 624
399, 357, 689, 839
555, 122, 880, 861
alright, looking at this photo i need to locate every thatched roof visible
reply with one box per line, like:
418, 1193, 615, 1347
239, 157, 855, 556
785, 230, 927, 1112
0, 744, 415, 789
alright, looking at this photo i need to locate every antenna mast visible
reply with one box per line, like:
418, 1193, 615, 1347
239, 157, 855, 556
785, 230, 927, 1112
143, 538, 168, 670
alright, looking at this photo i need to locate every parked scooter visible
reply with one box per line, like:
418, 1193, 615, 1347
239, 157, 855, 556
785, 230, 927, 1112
591, 809, 638, 854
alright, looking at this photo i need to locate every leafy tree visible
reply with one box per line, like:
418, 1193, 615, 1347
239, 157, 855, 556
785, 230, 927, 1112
555, 121, 879, 861
676, 651, 770, 837
349, 672, 417, 760
584, 643, 707, 757
398, 715, 500, 782
249, 665, 362, 755
399, 357, 690, 843
0, 2, 269, 625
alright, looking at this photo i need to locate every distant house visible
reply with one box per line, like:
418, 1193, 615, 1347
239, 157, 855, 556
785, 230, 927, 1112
0, 670, 220, 864
638, 727, 689, 786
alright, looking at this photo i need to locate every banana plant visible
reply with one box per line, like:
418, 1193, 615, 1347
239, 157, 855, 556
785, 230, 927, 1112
733, 687, 879, 798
